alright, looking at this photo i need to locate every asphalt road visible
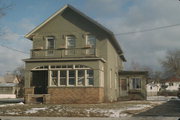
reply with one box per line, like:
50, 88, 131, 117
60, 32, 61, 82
0, 116, 179, 120
135, 99, 180, 117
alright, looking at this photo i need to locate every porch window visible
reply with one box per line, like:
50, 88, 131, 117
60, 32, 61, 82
34, 65, 94, 87
51, 71, 58, 86
87, 70, 94, 85
86, 35, 96, 55
132, 78, 141, 89
68, 70, 75, 85
60, 70, 66, 85
66, 35, 76, 55
78, 70, 85, 86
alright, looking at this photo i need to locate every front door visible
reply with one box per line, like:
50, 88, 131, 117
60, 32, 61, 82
120, 78, 128, 96
32, 71, 48, 94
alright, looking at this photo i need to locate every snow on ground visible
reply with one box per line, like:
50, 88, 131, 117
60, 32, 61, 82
25, 107, 48, 114
147, 96, 177, 101
0, 102, 24, 107
84, 104, 152, 117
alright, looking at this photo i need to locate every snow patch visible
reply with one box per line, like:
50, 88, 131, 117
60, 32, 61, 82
25, 107, 47, 114
0, 102, 24, 107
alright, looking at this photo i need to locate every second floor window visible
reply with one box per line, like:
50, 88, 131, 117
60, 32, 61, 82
47, 37, 55, 49
66, 35, 76, 55
86, 35, 96, 55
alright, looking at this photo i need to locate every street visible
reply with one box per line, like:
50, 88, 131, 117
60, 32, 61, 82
135, 99, 180, 117
0, 116, 179, 120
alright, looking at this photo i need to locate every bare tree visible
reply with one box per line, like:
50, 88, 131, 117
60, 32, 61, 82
13, 65, 25, 97
161, 49, 180, 78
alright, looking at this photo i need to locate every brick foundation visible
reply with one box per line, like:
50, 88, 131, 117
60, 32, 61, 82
24, 87, 34, 94
48, 87, 104, 104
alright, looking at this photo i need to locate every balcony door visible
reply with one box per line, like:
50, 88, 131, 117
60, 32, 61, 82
66, 35, 76, 55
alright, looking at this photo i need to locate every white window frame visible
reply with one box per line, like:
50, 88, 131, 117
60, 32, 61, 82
65, 35, 76, 55
46, 36, 55, 56
46, 65, 94, 87
85, 34, 96, 55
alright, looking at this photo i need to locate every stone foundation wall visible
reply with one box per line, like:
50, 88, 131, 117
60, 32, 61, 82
48, 87, 104, 104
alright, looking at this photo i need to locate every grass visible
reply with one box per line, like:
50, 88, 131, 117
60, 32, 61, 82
0, 100, 164, 117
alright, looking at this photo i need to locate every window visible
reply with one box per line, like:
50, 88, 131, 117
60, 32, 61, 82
46, 37, 55, 56
78, 70, 85, 85
48, 65, 94, 87
60, 70, 66, 85
86, 35, 96, 55
87, 70, 94, 85
169, 83, 173, 86
51, 71, 58, 86
68, 70, 75, 85
66, 35, 76, 55
132, 78, 141, 89
47, 37, 55, 49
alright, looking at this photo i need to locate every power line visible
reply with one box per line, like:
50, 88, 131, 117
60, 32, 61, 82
1, 23, 180, 54
13, 23, 180, 37
0, 44, 29, 55
114, 23, 180, 35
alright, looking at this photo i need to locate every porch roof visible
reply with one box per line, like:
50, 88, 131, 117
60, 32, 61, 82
119, 70, 148, 75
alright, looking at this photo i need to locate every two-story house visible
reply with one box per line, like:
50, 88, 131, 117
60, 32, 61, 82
24, 5, 146, 104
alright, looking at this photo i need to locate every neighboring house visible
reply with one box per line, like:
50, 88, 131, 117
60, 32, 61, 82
165, 77, 180, 91
119, 71, 147, 100
146, 82, 161, 96
0, 74, 19, 98
0, 76, 5, 83
24, 5, 147, 104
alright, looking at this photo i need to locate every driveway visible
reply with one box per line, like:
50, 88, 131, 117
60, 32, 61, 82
135, 99, 180, 117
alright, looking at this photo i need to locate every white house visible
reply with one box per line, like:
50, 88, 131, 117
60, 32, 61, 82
146, 82, 161, 96
0, 73, 19, 98
165, 77, 180, 91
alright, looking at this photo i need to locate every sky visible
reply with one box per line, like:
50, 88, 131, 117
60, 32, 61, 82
0, 0, 180, 76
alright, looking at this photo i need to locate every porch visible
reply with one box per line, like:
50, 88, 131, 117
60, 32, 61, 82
31, 48, 99, 58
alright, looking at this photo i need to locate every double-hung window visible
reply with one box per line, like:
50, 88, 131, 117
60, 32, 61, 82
46, 37, 55, 56
66, 35, 76, 55
86, 35, 96, 55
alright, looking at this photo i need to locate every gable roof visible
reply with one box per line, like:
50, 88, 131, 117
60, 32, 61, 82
25, 4, 126, 61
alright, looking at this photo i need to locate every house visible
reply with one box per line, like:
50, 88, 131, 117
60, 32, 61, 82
119, 71, 147, 100
146, 82, 161, 96
165, 77, 180, 91
0, 74, 19, 98
24, 4, 147, 104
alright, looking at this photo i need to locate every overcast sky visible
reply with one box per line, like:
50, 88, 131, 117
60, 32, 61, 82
0, 0, 180, 76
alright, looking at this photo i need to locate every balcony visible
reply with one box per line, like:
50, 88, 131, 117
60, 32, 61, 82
31, 48, 99, 59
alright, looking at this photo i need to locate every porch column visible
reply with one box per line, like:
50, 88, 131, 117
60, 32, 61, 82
48, 65, 51, 87
25, 70, 31, 88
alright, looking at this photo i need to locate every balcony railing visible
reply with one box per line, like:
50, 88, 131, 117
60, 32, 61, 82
31, 48, 99, 58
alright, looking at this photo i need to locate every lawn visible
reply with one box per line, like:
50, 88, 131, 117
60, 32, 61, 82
0, 100, 164, 117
